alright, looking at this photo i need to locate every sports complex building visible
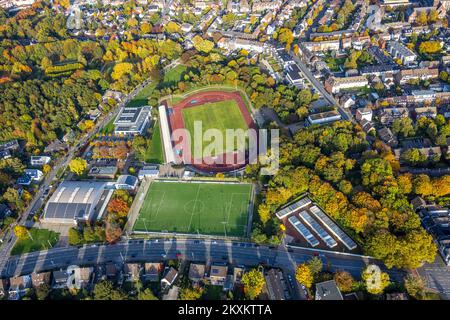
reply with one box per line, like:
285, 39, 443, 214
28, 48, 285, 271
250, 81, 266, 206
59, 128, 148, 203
42, 180, 115, 225
114, 105, 152, 136
42, 176, 139, 225
131, 180, 255, 239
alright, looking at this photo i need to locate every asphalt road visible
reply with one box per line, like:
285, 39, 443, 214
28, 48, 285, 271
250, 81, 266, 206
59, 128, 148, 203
0, 239, 405, 283
287, 49, 354, 123
417, 257, 450, 299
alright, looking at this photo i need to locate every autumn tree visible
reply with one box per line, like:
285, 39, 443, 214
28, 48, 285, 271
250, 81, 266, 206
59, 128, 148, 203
295, 263, 314, 288
404, 274, 426, 300
107, 198, 130, 217
192, 36, 214, 54
416, 11, 428, 25
241, 268, 265, 300
138, 288, 158, 300
334, 271, 355, 293
14, 225, 29, 240
432, 176, 450, 197
179, 286, 204, 300
361, 265, 390, 295
111, 62, 133, 81
93, 280, 127, 300
413, 174, 433, 196
105, 221, 123, 244
418, 41, 442, 55
69, 157, 87, 176
42, 164, 51, 174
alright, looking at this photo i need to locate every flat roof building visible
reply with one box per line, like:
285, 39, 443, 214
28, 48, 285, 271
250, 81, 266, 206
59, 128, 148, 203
114, 106, 152, 136
42, 180, 114, 225
307, 110, 342, 126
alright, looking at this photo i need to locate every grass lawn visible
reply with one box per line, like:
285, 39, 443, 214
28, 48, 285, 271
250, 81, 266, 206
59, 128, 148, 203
133, 181, 252, 237
100, 116, 116, 134
143, 120, 164, 163
11, 228, 59, 256
128, 81, 157, 108
324, 56, 346, 72
163, 64, 187, 83
182, 99, 248, 156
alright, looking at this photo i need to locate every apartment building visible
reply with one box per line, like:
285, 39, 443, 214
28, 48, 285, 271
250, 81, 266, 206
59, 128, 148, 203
324, 76, 369, 94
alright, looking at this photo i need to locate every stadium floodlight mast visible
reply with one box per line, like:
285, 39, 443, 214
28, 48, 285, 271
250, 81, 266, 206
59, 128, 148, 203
221, 221, 227, 238
143, 218, 149, 233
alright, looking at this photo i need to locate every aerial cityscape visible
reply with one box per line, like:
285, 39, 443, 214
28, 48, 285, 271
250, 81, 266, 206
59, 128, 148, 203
0, 0, 449, 304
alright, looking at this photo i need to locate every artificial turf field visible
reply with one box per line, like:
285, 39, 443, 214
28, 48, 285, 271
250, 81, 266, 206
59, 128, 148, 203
181, 99, 249, 156
133, 181, 252, 237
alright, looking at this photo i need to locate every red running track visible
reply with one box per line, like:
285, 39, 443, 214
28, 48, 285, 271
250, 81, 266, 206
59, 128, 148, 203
162, 90, 257, 173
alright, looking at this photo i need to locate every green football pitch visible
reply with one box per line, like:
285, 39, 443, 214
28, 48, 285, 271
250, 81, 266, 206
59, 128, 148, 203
181, 100, 249, 156
133, 181, 252, 237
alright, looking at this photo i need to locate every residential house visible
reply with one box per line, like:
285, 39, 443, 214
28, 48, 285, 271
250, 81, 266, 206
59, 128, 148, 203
144, 262, 163, 282
105, 263, 119, 281
217, 38, 265, 53
31, 272, 51, 288
378, 127, 398, 147
378, 107, 409, 126
124, 263, 142, 282
303, 40, 341, 52
52, 270, 69, 289
0, 149, 11, 159
340, 95, 355, 109
161, 267, 178, 288
360, 119, 376, 134
17, 169, 44, 186
315, 280, 343, 300
188, 263, 206, 284
0, 140, 19, 152
209, 264, 228, 286
415, 106, 437, 119
356, 107, 373, 122
394, 146, 442, 161
0, 204, 12, 221
8, 275, 31, 300
30, 156, 51, 166
73, 267, 93, 289
88, 109, 101, 122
